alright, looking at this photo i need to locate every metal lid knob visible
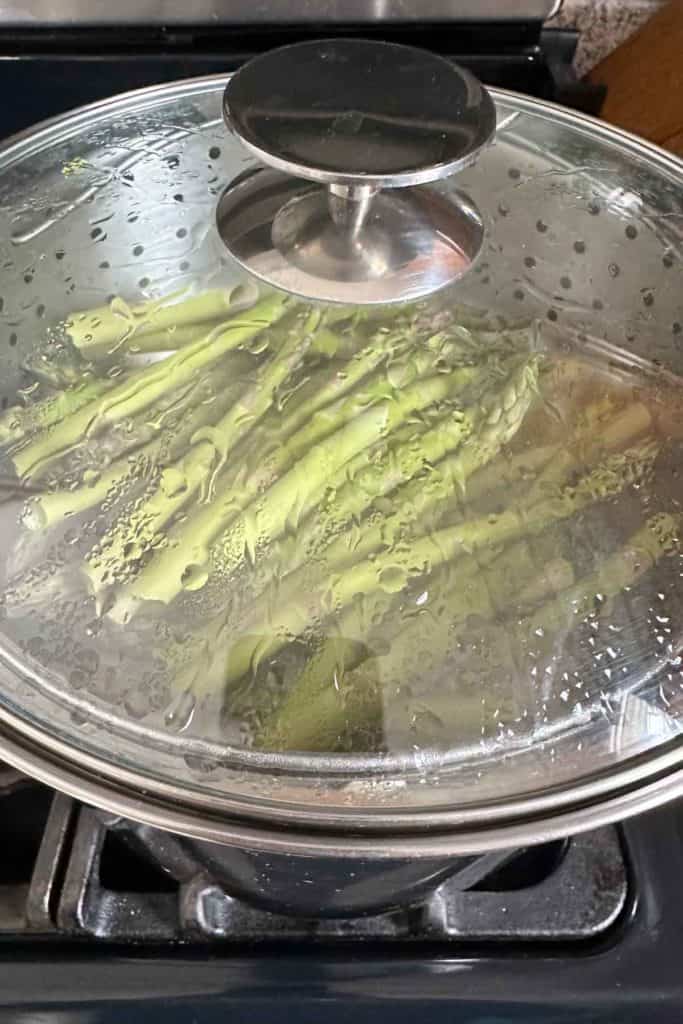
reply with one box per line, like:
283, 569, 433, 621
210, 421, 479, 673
217, 39, 496, 304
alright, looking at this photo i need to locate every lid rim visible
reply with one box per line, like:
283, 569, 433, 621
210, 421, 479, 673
0, 72, 681, 842
0, 708, 680, 855
0, 73, 680, 185
0, 697, 680, 844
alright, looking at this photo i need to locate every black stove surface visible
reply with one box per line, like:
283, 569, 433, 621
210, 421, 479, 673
0, 25, 604, 141
0, 765, 681, 1022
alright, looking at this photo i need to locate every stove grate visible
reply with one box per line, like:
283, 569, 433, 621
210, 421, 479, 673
0, 773, 627, 944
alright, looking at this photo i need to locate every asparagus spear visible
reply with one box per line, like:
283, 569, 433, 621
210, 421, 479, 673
22, 361, 253, 530
520, 511, 680, 642
65, 286, 249, 355
178, 357, 539, 696
527, 401, 653, 500
256, 546, 576, 752
84, 308, 328, 591
0, 375, 116, 449
108, 355, 476, 621
213, 437, 658, 692
122, 319, 229, 354
11, 292, 289, 480
257, 508, 680, 754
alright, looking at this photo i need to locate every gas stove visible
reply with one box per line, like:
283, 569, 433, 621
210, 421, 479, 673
0, 762, 682, 1022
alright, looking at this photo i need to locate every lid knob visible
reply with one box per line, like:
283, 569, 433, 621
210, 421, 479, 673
217, 39, 496, 304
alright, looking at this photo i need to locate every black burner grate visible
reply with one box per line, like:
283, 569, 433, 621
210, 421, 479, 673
0, 766, 627, 944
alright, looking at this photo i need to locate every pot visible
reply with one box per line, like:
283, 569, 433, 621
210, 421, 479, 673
0, 40, 680, 915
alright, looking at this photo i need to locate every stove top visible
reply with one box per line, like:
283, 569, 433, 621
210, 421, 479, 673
0, 762, 682, 1022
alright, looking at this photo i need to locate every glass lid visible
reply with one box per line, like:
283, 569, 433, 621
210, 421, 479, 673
0, 66, 681, 835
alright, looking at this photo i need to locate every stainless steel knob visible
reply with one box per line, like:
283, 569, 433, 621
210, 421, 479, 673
217, 39, 496, 305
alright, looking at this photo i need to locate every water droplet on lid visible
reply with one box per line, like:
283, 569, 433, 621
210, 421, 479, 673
165, 689, 196, 733
378, 564, 407, 593
160, 466, 188, 498
183, 753, 217, 775
181, 563, 209, 592
68, 668, 87, 690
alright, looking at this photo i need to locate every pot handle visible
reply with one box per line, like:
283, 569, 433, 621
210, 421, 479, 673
218, 39, 496, 305
224, 38, 495, 236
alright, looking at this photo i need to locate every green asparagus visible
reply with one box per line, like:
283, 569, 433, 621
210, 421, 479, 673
210, 437, 657, 693
84, 309, 323, 591
108, 358, 478, 621
2, 278, 678, 764
232, 356, 539, 641
23, 361, 253, 531
11, 292, 288, 480
65, 286, 249, 355
256, 545, 576, 752
0, 375, 116, 449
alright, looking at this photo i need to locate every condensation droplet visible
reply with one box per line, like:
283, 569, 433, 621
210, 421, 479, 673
181, 563, 209, 591
165, 689, 196, 733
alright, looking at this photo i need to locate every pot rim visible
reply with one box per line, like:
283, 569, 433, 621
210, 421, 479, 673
0, 73, 681, 852
0, 710, 681, 856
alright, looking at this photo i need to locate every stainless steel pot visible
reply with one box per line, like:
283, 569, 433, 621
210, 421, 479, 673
0, 44, 680, 915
